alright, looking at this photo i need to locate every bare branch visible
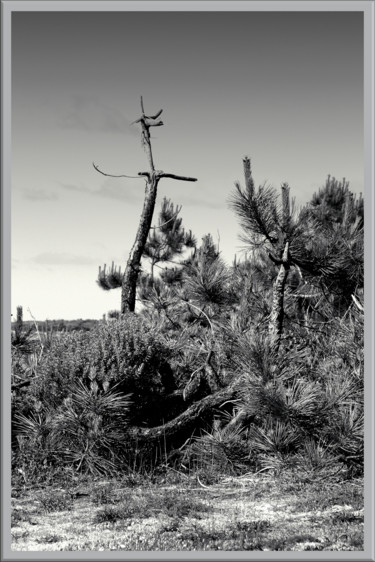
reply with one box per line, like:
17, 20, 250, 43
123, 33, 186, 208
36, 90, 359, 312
148, 109, 163, 120
93, 163, 143, 180
139, 170, 197, 183
159, 172, 197, 182
144, 117, 164, 127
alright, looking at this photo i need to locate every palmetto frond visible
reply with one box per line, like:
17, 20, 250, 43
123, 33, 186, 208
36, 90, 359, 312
332, 404, 364, 462
248, 418, 301, 456
13, 410, 52, 440
181, 417, 248, 475
293, 438, 343, 479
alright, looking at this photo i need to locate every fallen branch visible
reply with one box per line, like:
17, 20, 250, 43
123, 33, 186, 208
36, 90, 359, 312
127, 380, 239, 442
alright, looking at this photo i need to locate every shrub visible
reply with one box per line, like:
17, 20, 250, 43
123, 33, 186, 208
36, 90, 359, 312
28, 330, 89, 408
28, 315, 176, 426
13, 380, 131, 478
80, 315, 176, 425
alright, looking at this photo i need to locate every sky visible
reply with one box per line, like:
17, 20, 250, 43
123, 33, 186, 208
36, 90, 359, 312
10, 9, 364, 320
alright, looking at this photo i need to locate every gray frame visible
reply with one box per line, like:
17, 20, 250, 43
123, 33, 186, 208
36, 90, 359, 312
1, 1, 374, 561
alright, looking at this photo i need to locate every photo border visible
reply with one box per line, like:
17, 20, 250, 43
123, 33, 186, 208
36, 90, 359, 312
1, 1, 374, 561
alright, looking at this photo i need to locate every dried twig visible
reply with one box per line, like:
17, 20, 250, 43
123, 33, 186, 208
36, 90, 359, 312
92, 163, 143, 179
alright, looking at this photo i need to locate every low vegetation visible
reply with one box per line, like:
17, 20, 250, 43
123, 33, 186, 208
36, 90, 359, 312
11, 471, 363, 551
10, 124, 364, 551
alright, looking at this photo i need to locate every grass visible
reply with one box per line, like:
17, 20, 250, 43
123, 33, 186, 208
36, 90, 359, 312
39, 490, 74, 513
94, 487, 210, 523
10, 471, 364, 551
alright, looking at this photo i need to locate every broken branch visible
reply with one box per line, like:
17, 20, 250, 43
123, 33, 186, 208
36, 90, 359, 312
159, 172, 197, 182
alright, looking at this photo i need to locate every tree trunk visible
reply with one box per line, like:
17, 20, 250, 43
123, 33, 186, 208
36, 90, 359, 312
121, 174, 160, 313
268, 263, 290, 353
268, 241, 291, 354
268, 183, 292, 355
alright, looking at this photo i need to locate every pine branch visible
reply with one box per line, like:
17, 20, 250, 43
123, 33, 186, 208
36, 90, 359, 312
97, 263, 123, 291
229, 181, 279, 247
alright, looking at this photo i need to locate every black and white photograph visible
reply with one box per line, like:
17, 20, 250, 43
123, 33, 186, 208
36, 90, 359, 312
2, 1, 374, 557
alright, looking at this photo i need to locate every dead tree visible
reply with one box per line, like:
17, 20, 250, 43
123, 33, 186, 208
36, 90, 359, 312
95, 97, 197, 313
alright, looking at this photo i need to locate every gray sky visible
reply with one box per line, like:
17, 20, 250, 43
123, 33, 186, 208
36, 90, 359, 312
11, 10, 364, 320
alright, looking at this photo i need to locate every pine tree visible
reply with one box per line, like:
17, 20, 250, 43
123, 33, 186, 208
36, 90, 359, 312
229, 158, 294, 353
309, 175, 363, 227
182, 234, 234, 317
291, 176, 364, 312
229, 159, 364, 352
135, 198, 196, 322
143, 197, 196, 280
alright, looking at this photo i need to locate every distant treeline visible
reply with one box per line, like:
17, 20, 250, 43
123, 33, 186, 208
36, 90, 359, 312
11, 318, 99, 332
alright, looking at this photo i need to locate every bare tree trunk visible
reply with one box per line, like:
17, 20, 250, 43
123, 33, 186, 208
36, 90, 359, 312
121, 174, 160, 313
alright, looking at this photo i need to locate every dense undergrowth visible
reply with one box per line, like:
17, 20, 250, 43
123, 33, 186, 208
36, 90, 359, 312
11, 172, 364, 493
